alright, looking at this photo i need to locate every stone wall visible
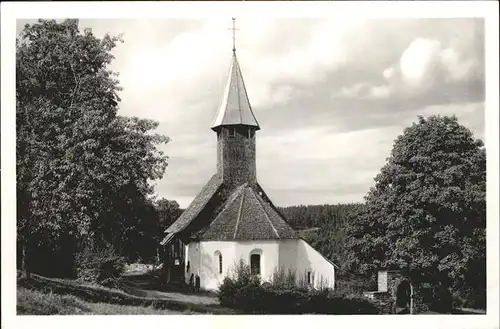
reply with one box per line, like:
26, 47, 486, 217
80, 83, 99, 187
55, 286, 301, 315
386, 270, 406, 296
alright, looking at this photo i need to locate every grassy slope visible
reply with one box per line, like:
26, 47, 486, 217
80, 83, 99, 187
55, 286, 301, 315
17, 274, 238, 315
17, 287, 191, 315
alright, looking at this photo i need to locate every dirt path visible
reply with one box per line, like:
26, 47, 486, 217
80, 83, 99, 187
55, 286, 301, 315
121, 284, 219, 305
121, 272, 220, 305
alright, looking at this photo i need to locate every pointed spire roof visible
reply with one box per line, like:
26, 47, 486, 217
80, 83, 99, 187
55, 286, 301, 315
211, 52, 260, 131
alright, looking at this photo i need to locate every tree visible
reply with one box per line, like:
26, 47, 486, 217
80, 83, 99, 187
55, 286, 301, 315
344, 115, 486, 308
156, 198, 183, 233
16, 19, 169, 278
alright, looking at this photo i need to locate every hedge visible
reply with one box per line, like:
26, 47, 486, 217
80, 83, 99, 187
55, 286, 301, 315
217, 262, 382, 314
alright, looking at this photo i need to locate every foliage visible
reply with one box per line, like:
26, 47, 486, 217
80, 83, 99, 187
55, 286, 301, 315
16, 19, 169, 276
278, 203, 364, 229
155, 198, 183, 233
334, 274, 377, 296
217, 261, 382, 314
279, 203, 364, 273
270, 267, 298, 290
343, 115, 486, 308
218, 277, 381, 314
76, 241, 126, 287
217, 260, 258, 307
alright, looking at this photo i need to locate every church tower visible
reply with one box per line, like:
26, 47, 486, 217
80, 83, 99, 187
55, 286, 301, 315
160, 18, 336, 292
211, 19, 260, 188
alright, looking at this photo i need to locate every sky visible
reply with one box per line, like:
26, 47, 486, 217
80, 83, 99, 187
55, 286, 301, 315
16, 18, 486, 208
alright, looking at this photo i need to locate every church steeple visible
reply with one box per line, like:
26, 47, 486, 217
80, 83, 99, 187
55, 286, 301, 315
212, 18, 259, 187
211, 18, 260, 131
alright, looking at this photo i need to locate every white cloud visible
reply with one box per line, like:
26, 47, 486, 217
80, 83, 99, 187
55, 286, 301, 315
399, 38, 443, 88
395, 37, 478, 91
440, 47, 477, 82
369, 85, 392, 99
338, 37, 482, 102
332, 83, 392, 100
333, 83, 367, 99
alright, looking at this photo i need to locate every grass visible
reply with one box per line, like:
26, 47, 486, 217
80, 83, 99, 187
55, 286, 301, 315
17, 287, 192, 315
17, 273, 239, 315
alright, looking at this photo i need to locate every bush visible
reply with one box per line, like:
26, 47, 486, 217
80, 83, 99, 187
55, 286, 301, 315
217, 263, 381, 314
218, 260, 260, 307
271, 267, 297, 290
451, 286, 486, 310
428, 285, 453, 313
334, 273, 377, 296
76, 241, 126, 287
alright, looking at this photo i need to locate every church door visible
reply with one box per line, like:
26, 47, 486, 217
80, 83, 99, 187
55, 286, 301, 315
166, 239, 185, 284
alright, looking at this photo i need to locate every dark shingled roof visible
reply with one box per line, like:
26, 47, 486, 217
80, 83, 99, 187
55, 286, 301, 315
163, 174, 223, 237
197, 184, 298, 241
195, 185, 246, 241
161, 179, 298, 244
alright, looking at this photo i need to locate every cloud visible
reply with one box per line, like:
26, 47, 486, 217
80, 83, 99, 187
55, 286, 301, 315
440, 47, 478, 82
399, 37, 478, 87
369, 85, 392, 99
399, 38, 444, 88
15, 18, 485, 208
378, 37, 481, 96
332, 83, 392, 100
330, 32, 483, 109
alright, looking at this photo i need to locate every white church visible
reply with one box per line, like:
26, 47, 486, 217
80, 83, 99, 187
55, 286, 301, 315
160, 20, 337, 291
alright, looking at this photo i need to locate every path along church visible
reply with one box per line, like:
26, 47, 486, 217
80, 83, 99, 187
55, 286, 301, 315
160, 24, 337, 291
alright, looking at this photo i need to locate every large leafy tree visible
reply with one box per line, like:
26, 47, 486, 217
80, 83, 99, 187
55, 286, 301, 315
344, 115, 485, 306
16, 19, 169, 277
156, 198, 183, 233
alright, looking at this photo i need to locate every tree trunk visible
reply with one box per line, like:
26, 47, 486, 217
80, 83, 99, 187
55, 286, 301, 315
21, 239, 31, 280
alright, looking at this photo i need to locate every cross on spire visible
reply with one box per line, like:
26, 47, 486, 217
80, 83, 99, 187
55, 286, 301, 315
228, 17, 239, 53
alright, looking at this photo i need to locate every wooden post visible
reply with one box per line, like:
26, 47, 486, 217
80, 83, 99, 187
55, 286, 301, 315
410, 282, 414, 314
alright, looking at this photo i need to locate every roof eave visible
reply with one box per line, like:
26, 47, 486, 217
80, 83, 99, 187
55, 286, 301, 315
210, 123, 261, 132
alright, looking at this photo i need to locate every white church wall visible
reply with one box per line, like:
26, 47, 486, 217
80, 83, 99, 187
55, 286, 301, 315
186, 239, 335, 291
186, 241, 200, 284
296, 239, 335, 289
233, 240, 280, 282
198, 241, 237, 290
186, 240, 281, 290
278, 239, 298, 273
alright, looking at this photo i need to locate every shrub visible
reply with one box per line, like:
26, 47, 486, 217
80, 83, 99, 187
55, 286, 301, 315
271, 267, 297, 290
76, 241, 126, 287
428, 285, 453, 313
218, 260, 255, 307
217, 262, 381, 314
334, 273, 377, 296
451, 286, 486, 310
